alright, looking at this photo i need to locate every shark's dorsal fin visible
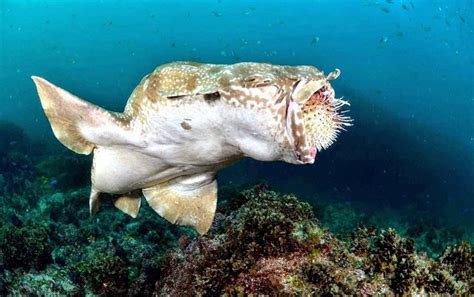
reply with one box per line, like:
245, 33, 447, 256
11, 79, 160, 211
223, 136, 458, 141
143, 173, 217, 235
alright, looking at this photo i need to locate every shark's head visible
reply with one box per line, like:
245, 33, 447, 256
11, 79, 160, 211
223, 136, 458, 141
282, 68, 352, 164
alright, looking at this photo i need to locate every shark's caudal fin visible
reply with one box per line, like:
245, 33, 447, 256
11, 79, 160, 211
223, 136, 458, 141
31, 76, 131, 155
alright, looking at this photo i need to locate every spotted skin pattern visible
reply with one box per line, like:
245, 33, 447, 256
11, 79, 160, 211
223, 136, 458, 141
125, 62, 350, 163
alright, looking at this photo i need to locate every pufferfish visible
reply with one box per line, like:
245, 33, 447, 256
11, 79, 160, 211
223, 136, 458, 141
31, 62, 351, 234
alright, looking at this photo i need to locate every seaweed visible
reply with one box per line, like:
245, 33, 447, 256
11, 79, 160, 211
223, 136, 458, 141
69, 246, 129, 296
0, 221, 52, 271
441, 241, 473, 285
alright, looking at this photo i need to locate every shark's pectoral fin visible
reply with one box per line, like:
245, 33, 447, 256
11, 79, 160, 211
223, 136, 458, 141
143, 173, 217, 235
31, 76, 133, 155
113, 191, 142, 218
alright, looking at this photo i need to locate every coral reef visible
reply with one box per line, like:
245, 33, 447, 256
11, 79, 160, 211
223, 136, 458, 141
157, 185, 317, 295
155, 185, 473, 295
0, 179, 473, 295
70, 245, 130, 295
441, 241, 474, 292
0, 221, 52, 271
6, 266, 81, 296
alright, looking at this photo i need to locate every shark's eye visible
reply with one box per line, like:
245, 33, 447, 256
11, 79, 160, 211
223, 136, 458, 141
244, 75, 258, 82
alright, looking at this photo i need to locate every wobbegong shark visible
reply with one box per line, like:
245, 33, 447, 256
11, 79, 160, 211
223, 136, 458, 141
31, 62, 351, 234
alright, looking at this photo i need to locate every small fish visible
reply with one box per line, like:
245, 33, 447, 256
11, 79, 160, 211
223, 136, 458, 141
379, 36, 389, 43
381, 7, 391, 13
310, 36, 320, 45
212, 11, 223, 17
385, 0, 394, 3
9, 141, 17, 146
410, 1, 415, 9
395, 31, 404, 37
402, 4, 409, 10
459, 16, 466, 23
50, 179, 59, 187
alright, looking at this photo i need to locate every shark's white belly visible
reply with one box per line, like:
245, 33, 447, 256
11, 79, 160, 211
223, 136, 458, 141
92, 100, 281, 194
92, 144, 238, 194
92, 146, 173, 193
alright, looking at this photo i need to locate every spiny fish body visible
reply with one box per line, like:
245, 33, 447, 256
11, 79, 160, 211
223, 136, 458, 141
32, 62, 351, 234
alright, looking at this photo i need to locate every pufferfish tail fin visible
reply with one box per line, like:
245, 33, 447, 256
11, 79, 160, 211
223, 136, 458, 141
31, 76, 133, 155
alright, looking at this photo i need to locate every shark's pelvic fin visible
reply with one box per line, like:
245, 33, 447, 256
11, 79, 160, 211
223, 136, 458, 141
113, 192, 142, 218
143, 173, 217, 235
31, 76, 131, 155
89, 187, 102, 215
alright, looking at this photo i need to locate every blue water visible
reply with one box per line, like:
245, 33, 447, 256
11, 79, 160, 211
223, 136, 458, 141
1, 0, 473, 229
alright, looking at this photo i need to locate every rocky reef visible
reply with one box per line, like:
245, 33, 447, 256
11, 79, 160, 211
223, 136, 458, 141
156, 185, 473, 295
0, 121, 473, 295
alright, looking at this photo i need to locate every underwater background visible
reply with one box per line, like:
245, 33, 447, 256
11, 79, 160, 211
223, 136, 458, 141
0, 0, 473, 295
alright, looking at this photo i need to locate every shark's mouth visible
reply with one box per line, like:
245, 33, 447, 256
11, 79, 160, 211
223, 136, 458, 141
302, 83, 352, 152
286, 70, 351, 164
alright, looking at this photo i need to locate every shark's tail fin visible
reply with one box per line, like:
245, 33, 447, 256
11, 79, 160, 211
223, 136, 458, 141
31, 76, 132, 155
